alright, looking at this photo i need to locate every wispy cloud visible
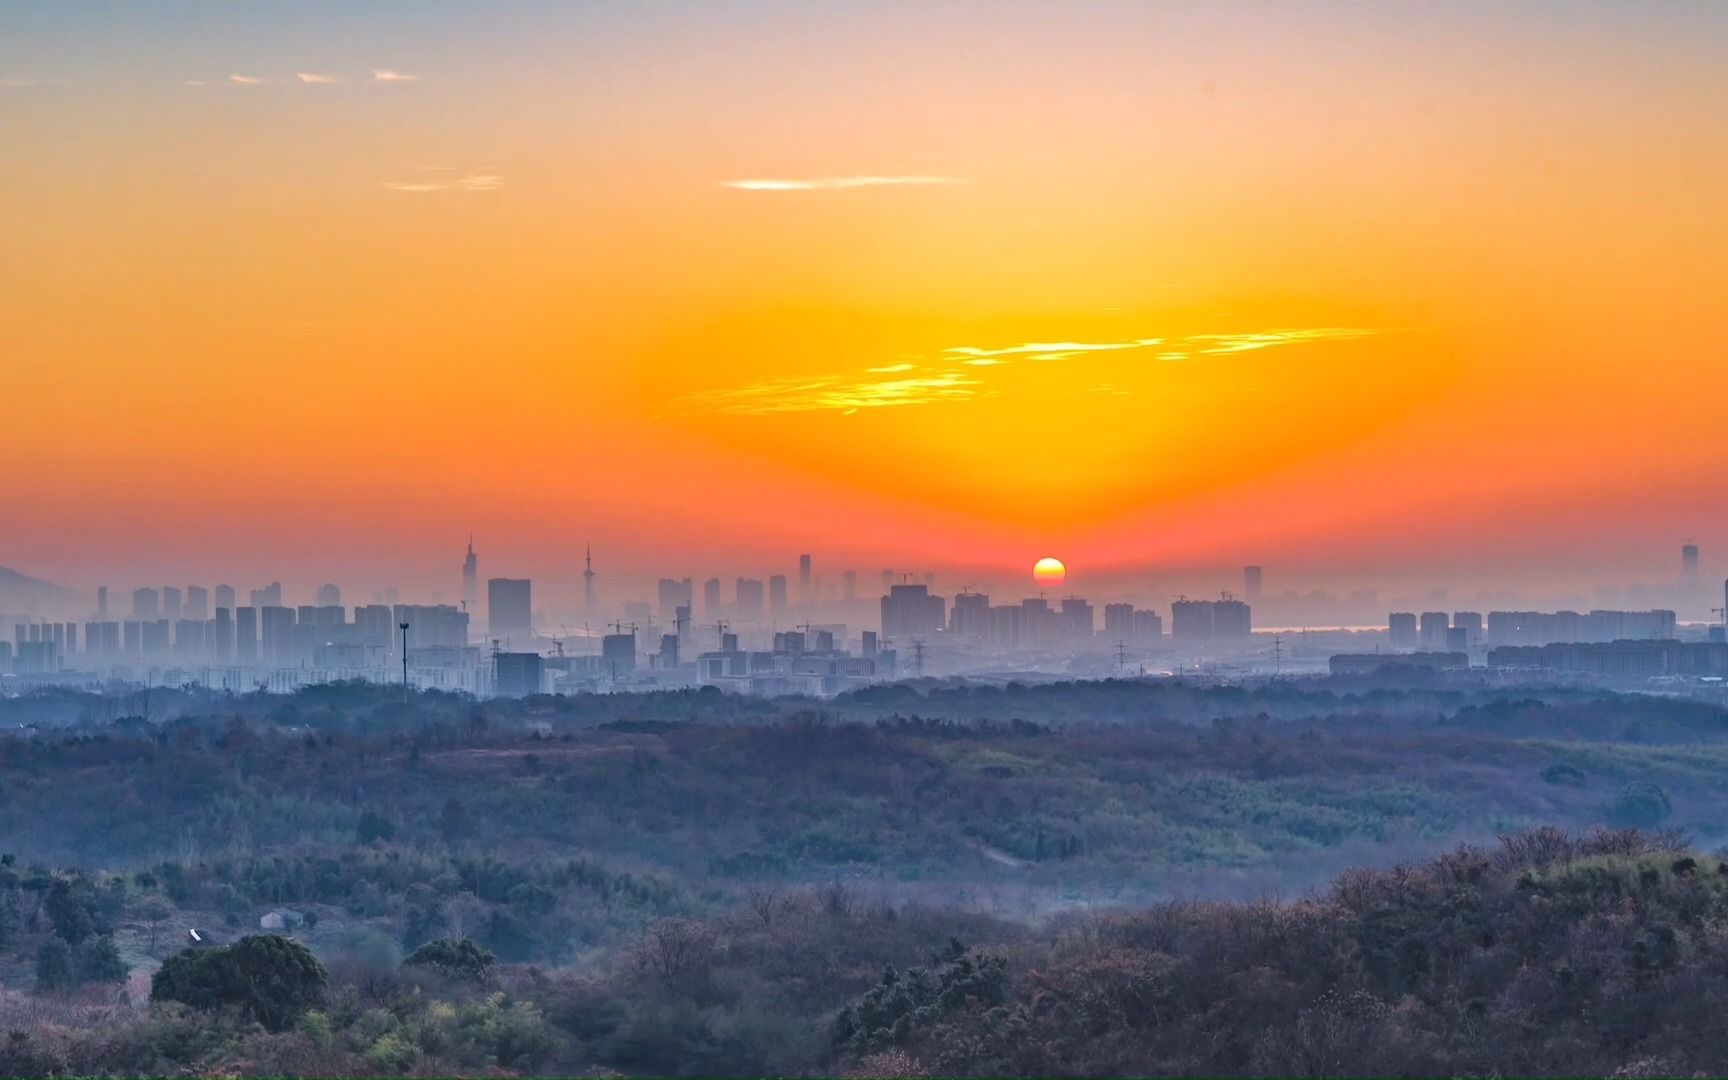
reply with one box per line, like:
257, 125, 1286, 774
946, 338, 1165, 363
296, 72, 342, 84
684, 327, 1385, 416
380, 172, 503, 194
724, 175, 966, 192
685, 370, 980, 416
1186, 328, 1380, 354
228, 73, 270, 85
373, 69, 419, 83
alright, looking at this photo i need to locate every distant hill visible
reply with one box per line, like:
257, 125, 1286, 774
0, 565, 82, 615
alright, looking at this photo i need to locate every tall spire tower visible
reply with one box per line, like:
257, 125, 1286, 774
583, 543, 596, 612
462, 535, 478, 614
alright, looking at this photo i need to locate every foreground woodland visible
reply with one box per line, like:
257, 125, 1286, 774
0, 677, 1725, 1075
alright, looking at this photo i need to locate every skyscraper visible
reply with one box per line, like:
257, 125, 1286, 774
881, 584, 944, 638
1244, 565, 1264, 603
214, 584, 235, 611
462, 537, 478, 614
488, 578, 533, 639
703, 577, 722, 616
185, 585, 209, 621
798, 554, 812, 599
658, 578, 694, 619
769, 575, 789, 613
131, 587, 159, 620
316, 582, 341, 607
735, 578, 765, 619
1683, 543, 1701, 582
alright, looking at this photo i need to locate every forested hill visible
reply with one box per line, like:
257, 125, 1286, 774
0, 829, 1723, 1076
0, 681, 1726, 1074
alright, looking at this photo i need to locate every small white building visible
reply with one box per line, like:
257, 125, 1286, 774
259, 908, 306, 931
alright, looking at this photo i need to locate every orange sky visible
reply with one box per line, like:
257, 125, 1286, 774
3, 2, 1727, 597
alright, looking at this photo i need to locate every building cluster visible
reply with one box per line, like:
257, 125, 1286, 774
1387, 608, 1677, 651
1487, 639, 1728, 678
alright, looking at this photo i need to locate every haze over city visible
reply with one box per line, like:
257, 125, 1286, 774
5, 1, 1728, 596
8, 4, 1728, 1078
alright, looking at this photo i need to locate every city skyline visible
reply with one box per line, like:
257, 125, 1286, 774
4, 2, 1728, 589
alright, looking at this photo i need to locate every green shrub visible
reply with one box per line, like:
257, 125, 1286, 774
152, 934, 328, 1032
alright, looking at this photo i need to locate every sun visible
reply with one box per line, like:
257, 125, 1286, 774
1032, 557, 1067, 588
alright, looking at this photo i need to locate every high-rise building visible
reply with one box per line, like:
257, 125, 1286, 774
881, 584, 944, 639
1419, 611, 1450, 649
132, 587, 159, 620
316, 583, 341, 607
493, 652, 544, 697
1104, 603, 1134, 639
658, 578, 694, 619
769, 575, 789, 613
214, 584, 235, 611
260, 606, 296, 663
488, 578, 533, 638
462, 537, 478, 615
1683, 543, 1701, 582
951, 592, 990, 637
1060, 597, 1095, 638
1172, 598, 1252, 646
212, 606, 233, 662
1388, 612, 1418, 649
235, 606, 257, 661
601, 630, 636, 675
843, 570, 857, 601
393, 604, 470, 647
735, 578, 765, 619
798, 554, 812, 599
251, 582, 282, 608
163, 586, 182, 621
96, 586, 108, 618
703, 577, 722, 616
1244, 565, 1264, 603
185, 585, 209, 621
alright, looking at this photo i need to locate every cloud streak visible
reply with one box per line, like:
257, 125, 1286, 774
296, 72, 342, 84
228, 74, 270, 85
946, 338, 1165, 363
724, 175, 966, 192
684, 327, 1386, 416
373, 69, 419, 83
1186, 328, 1381, 354
380, 172, 504, 194
684, 370, 980, 415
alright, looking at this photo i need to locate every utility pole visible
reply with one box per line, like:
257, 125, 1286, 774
398, 622, 410, 703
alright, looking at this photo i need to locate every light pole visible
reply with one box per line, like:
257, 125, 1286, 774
398, 622, 410, 703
